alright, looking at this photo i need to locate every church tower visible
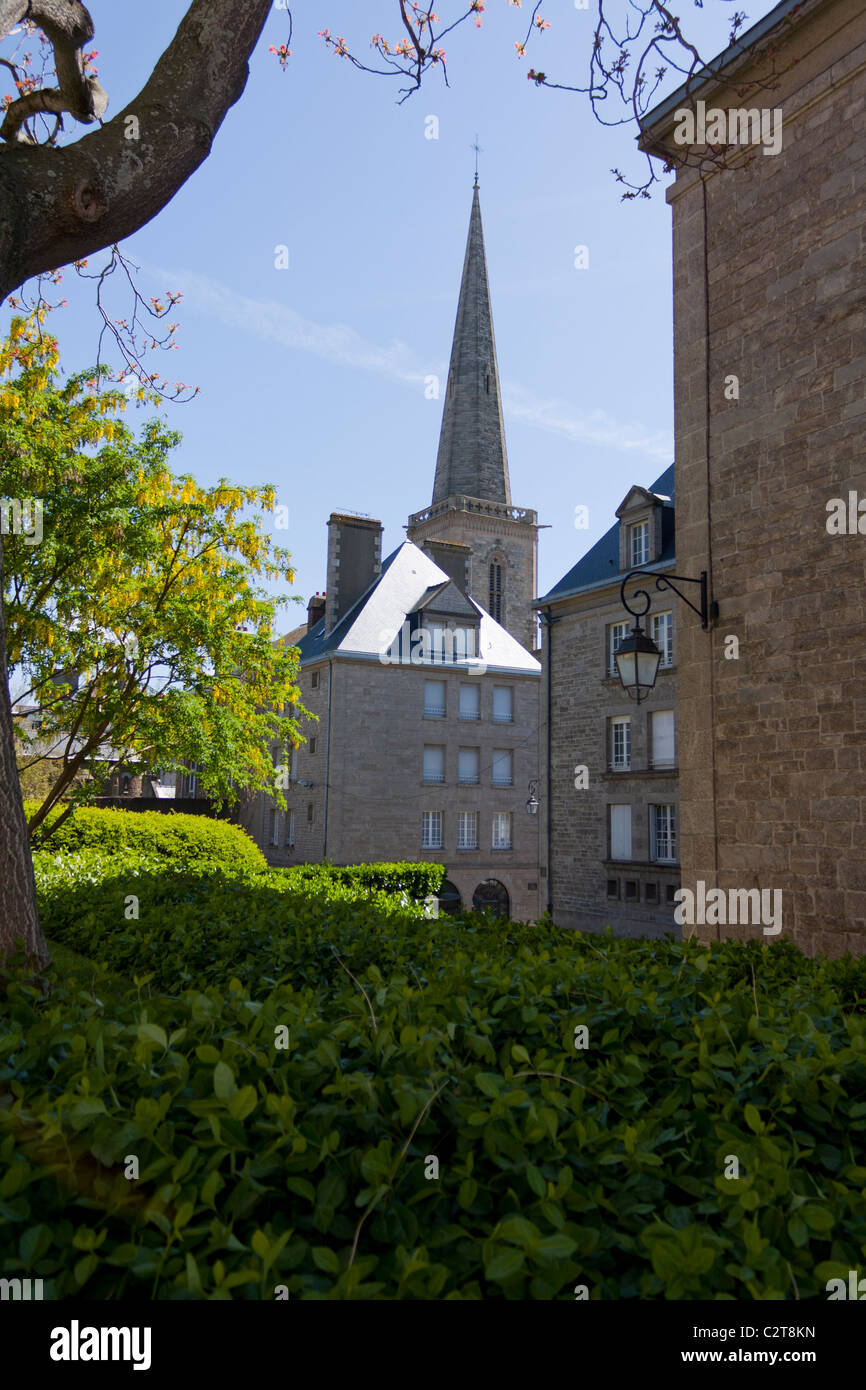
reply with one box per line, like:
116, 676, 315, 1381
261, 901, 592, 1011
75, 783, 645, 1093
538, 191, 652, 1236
407, 183, 539, 653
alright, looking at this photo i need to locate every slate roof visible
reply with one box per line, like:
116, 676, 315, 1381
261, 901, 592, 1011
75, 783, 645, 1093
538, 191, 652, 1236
536, 464, 675, 605
432, 184, 511, 506
292, 540, 540, 674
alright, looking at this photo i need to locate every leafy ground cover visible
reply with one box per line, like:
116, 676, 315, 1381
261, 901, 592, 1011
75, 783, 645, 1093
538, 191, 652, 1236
2, 849, 865, 1299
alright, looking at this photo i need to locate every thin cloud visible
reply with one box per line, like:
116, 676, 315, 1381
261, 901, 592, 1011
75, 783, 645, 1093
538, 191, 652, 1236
157, 268, 671, 462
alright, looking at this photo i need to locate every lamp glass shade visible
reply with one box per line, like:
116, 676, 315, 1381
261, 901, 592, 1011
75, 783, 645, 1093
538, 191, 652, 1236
615, 627, 662, 703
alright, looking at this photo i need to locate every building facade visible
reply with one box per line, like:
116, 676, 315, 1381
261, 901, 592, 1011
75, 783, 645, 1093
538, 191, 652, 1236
244, 184, 543, 919
536, 467, 680, 936
641, 0, 866, 954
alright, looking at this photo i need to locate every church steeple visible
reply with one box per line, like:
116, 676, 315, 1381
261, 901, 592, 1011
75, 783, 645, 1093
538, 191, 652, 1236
432, 185, 511, 506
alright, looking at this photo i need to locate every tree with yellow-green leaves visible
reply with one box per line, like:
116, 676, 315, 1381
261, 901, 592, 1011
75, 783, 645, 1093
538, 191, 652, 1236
2, 310, 308, 864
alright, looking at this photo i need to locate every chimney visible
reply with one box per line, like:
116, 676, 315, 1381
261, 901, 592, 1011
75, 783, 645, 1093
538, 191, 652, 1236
307, 592, 326, 632
325, 513, 383, 632
421, 538, 471, 593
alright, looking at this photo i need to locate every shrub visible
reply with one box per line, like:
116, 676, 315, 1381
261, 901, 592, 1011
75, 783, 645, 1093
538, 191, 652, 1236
4, 863, 866, 1300
25, 805, 267, 872
278, 862, 445, 901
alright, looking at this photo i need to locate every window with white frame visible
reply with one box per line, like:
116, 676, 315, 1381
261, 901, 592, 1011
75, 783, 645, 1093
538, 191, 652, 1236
610, 716, 631, 771
651, 610, 673, 667
652, 804, 677, 862
459, 683, 481, 720
458, 747, 480, 785
630, 520, 649, 567
608, 621, 630, 676
492, 686, 513, 723
422, 745, 445, 784
651, 710, 676, 769
457, 811, 478, 849
270, 808, 279, 847
492, 749, 513, 786
285, 809, 295, 847
187, 762, 199, 797
492, 812, 512, 850
422, 811, 443, 849
609, 804, 632, 860
424, 679, 446, 717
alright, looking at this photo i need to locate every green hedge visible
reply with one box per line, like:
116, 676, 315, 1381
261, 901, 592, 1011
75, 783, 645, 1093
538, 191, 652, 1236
25, 805, 267, 872
3, 858, 866, 1299
278, 862, 445, 901
33, 851, 432, 995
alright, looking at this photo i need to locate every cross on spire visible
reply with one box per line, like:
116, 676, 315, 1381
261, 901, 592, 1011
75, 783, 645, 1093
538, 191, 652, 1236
472, 134, 483, 186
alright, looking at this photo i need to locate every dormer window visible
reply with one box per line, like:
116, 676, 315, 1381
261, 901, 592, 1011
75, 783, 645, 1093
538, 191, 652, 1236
629, 521, 649, 567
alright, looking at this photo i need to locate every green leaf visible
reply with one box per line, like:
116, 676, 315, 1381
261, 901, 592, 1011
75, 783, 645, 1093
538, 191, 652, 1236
19, 1224, 52, 1266
536, 1233, 578, 1259
743, 1103, 762, 1133
526, 1163, 546, 1197
312, 1246, 340, 1274
251, 1230, 270, 1260
137, 1023, 168, 1049
213, 1061, 236, 1100
511, 1044, 530, 1065
800, 1204, 834, 1233
485, 1248, 525, 1282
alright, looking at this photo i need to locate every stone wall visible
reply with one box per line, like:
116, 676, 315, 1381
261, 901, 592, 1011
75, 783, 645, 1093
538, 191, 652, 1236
646, 0, 866, 953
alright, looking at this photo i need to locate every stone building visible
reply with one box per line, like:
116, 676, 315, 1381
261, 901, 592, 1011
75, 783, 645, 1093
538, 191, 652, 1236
251, 521, 541, 920
640, 0, 866, 953
244, 183, 543, 917
535, 466, 680, 936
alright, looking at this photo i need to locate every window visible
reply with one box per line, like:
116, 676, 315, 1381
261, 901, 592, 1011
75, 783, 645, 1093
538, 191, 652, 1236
311, 670, 320, 689
645, 882, 659, 903
492, 749, 513, 786
651, 611, 674, 668
306, 802, 313, 824
652, 804, 677, 862
270, 808, 279, 847
458, 811, 478, 849
423, 745, 445, 784
187, 762, 199, 797
121, 774, 131, 795
422, 811, 443, 849
492, 812, 512, 850
291, 746, 299, 782
630, 520, 649, 567
424, 679, 446, 717
309, 736, 317, 755
625, 880, 639, 901
429, 623, 476, 663
458, 747, 480, 785
492, 686, 513, 723
285, 810, 295, 847
459, 683, 480, 721
651, 710, 675, 769
488, 562, 503, 623
666, 884, 678, 905
609, 804, 632, 860
610, 717, 631, 771
608, 621, 630, 676
607, 879, 619, 899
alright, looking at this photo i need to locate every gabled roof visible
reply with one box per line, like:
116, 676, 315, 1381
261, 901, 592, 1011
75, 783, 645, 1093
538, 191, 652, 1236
293, 540, 540, 674
410, 580, 478, 621
537, 464, 675, 605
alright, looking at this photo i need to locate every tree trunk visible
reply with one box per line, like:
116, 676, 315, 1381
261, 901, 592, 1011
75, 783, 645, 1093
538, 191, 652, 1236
0, 536, 49, 966
0, 0, 273, 953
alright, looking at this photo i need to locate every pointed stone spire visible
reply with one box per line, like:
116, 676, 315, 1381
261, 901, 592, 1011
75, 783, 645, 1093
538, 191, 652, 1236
432, 185, 511, 506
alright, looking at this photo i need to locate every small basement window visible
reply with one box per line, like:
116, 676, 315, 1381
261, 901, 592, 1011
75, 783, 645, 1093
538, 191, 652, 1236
607, 879, 619, 899
624, 880, 639, 902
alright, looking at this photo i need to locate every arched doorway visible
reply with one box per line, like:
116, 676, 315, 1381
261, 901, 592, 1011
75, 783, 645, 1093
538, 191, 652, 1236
472, 879, 510, 919
437, 879, 462, 915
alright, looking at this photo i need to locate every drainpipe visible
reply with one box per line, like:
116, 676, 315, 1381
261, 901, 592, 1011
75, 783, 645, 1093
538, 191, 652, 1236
539, 607, 561, 917
322, 658, 333, 861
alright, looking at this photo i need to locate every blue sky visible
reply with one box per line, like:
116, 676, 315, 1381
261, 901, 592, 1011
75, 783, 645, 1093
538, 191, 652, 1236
4, 1, 777, 628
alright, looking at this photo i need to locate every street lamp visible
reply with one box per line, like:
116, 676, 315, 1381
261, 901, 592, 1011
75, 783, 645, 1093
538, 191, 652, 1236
616, 568, 717, 703
526, 780, 540, 815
